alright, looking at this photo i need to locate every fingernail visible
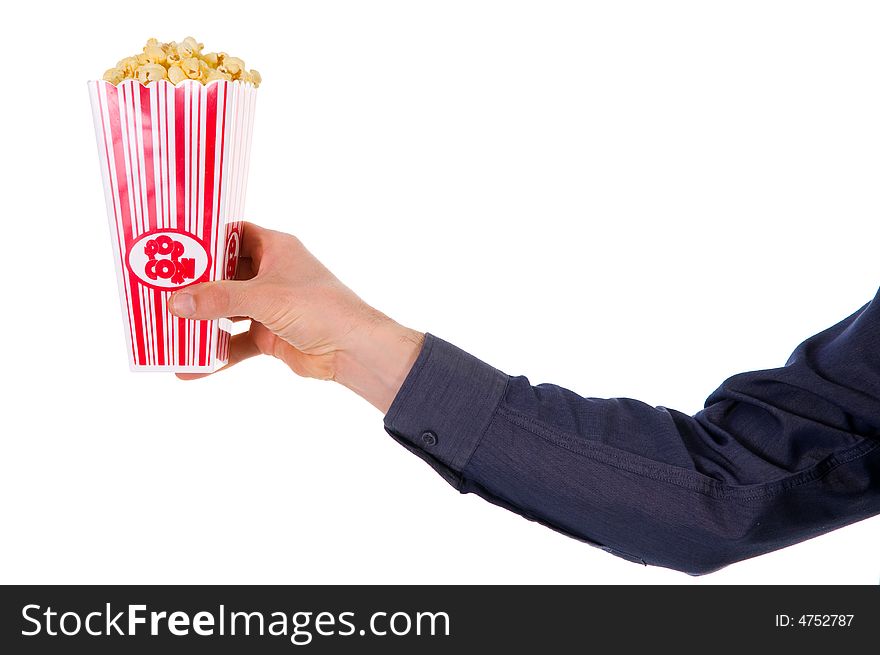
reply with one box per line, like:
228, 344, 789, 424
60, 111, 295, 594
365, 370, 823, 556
171, 292, 196, 318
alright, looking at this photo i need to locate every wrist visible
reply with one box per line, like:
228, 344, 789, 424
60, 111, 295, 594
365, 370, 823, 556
333, 313, 424, 413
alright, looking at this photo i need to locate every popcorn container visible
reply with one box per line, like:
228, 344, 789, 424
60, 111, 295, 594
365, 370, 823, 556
88, 79, 257, 371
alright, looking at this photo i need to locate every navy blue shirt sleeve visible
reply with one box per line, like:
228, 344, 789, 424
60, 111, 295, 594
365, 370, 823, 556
383, 288, 880, 574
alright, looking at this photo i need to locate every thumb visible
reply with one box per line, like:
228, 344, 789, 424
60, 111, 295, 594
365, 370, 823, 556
169, 280, 260, 320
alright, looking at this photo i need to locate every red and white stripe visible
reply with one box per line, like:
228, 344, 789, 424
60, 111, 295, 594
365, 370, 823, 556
89, 79, 257, 372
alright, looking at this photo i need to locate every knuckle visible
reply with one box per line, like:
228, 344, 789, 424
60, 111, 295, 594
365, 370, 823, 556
275, 231, 301, 250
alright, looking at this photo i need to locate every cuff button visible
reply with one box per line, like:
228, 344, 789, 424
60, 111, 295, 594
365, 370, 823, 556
420, 431, 438, 447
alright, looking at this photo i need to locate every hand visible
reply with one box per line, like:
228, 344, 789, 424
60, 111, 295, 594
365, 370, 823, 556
168, 222, 424, 413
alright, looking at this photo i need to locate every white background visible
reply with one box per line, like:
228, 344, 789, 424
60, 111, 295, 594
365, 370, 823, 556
1, 1, 878, 584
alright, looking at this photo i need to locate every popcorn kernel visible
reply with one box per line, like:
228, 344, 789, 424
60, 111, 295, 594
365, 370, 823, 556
136, 63, 168, 84
103, 67, 125, 85
143, 44, 166, 65
181, 57, 202, 80
167, 64, 187, 84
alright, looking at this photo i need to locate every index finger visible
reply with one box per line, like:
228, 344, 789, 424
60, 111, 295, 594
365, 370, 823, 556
239, 221, 271, 267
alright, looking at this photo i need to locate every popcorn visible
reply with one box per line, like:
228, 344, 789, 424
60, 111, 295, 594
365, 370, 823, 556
143, 44, 166, 65
206, 69, 232, 83
218, 56, 244, 77
117, 57, 139, 77
167, 64, 187, 84
136, 63, 167, 84
102, 37, 261, 87
181, 36, 203, 54
176, 41, 196, 59
180, 57, 203, 80
103, 67, 125, 85
165, 47, 181, 66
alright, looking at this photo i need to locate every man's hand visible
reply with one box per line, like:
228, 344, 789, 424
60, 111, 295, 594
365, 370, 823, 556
169, 222, 424, 413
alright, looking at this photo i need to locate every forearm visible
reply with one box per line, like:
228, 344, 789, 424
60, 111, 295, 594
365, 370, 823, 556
381, 286, 880, 573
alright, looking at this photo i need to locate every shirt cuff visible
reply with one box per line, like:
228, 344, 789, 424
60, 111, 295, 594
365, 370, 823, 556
383, 333, 509, 487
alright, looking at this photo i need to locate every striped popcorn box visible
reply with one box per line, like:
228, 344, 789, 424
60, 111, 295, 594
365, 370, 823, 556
88, 79, 257, 372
